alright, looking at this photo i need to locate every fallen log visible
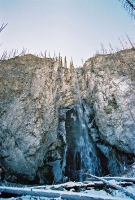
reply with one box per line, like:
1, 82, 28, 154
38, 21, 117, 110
59, 181, 132, 191
86, 177, 135, 183
0, 186, 126, 200
85, 174, 135, 200
29, 181, 103, 191
29, 179, 133, 191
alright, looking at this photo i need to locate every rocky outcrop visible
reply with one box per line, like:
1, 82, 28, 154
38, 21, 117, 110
0, 49, 135, 184
82, 49, 135, 155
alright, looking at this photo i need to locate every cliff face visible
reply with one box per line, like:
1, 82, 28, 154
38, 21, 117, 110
83, 50, 135, 153
0, 49, 135, 183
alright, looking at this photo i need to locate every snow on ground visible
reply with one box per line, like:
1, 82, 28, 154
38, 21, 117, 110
0, 181, 135, 200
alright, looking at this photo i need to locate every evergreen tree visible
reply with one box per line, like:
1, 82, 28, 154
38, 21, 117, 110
58, 53, 63, 66
58, 53, 61, 66
64, 56, 67, 68
44, 50, 46, 58
53, 51, 56, 61
70, 58, 74, 70
60, 56, 63, 66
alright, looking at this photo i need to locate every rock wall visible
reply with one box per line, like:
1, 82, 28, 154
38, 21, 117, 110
0, 49, 135, 183
82, 49, 135, 155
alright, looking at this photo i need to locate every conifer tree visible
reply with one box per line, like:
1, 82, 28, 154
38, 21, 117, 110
60, 56, 63, 66
58, 53, 61, 66
58, 53, 63, 66
64, 56, 67, 68
53, 51, 56, 61
70, 58, 74, 70
55, 56, 58, 62
44, 50, 46, 58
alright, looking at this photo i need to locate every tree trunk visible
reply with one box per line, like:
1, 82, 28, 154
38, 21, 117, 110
0, 186, 125, 200
85, 174, 135, 200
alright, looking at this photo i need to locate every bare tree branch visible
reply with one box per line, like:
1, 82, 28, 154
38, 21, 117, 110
85, 173, 135, 200
126, 0, 135, 10
0, 23, 8, 33
119, 0, 135, 18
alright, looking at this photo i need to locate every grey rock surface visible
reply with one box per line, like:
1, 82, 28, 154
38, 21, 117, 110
0, 49, 135, 183
82, 49, 135, 155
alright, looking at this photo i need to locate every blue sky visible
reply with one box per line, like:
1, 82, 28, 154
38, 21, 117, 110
0, 0, 135, 66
